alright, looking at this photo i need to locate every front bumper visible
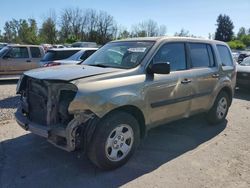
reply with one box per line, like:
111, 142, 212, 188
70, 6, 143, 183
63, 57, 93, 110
15, 107, 72, 151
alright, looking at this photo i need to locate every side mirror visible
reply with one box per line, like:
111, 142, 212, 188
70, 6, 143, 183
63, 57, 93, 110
148, 62, 170, 74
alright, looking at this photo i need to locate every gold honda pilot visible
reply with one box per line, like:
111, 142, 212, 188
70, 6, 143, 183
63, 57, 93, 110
15, 37, 236, 170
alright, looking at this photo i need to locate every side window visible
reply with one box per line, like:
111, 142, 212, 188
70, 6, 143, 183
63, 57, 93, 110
152, 43, 186, 71
189, 43, 213, 68
80, 50, 96, 61
217, 45, 233, 66
8, 47, 29, 58
30, 47, 41, 58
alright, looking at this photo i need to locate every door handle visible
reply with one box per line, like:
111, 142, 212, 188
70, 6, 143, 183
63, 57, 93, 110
181, 78, 192, 84
212, 73, 220, 78
26, 60, 31, 62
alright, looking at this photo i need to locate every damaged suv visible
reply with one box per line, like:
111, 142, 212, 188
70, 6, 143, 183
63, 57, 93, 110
15, 37, 236, 170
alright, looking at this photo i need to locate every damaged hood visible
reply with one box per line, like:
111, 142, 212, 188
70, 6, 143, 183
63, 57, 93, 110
23, 64, 121, 81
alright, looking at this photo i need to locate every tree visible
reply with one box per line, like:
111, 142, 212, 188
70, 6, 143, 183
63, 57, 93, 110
174, 29, 190, 37
117, 26, 130, 39
39, 17, 57, 44
215, 14, 234, 42
237, 27, 246, 39
131, 19, 166, 37
241, 35, 250, 47
96, 11, 117, 44
0, 30, 3, 41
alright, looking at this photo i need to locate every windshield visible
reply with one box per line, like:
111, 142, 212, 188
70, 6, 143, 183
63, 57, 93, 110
241, 57, 250, 66
82, 41, 154, 69
0, 46, 9, 57
41, 50, 80, 62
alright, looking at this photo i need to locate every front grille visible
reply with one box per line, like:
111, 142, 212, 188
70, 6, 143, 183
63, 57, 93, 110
27, 78, 48, 125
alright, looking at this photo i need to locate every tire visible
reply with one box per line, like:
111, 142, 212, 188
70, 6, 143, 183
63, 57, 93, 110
207, 91, 230, 124
87, 111, 140, 170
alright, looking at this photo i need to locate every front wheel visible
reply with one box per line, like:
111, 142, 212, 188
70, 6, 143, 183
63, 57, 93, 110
87, 111, 140, 170
207, 91, 230, 124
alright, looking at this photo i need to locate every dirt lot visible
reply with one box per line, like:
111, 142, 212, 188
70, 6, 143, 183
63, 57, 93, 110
0, 80, 250, 188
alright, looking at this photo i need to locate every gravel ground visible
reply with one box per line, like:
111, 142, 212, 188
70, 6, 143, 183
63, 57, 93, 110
0, 82, 250, 188
0, 80, 20, 123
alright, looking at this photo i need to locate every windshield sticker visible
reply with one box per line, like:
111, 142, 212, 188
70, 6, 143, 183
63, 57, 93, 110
128, 47, 146, 53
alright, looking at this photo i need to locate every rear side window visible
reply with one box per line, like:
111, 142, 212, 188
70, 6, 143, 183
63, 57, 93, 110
217, 45, 233, 66
30, 47, 41, 58
153, 43, 186, 71
41, 50, 79, 61
189, 43, 214, 68
80, 50, 96, 61
8, 47, 29, 58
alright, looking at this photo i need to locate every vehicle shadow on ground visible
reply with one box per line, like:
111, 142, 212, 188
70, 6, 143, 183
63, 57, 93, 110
0, 96, 20, 109
0, 79, 18, 85
0, 115, 226, 188
234, 88, 250, 101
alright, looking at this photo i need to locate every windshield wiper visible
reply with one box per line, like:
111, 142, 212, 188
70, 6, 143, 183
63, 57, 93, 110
86, 64, 110, 68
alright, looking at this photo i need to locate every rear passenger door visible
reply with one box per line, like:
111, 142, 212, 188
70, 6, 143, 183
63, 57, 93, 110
29, 47, 43, 69
1, 47, 31, 74
187, 43, 219, 112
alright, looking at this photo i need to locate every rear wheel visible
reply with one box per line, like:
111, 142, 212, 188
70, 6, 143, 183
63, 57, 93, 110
87, 111, 140, 170
207, 91, 230, 124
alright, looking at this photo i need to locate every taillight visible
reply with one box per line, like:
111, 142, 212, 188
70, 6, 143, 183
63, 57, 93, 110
43, 62, 61, 67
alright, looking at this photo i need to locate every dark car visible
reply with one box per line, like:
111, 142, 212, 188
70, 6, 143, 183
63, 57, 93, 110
237, 56, 250, 88
44, 48, 98, 67
237, 53, 250, 63
39, 48, 84, 66
71, 42, 98, 48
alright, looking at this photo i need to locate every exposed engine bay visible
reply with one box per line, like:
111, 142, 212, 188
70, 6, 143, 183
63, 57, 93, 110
15, 75, 98, 152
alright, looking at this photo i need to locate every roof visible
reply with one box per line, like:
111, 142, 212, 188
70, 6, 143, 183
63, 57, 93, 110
7, 44, 42, 47
113, 36, 227, 45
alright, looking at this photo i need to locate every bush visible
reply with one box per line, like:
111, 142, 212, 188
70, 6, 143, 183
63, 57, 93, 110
227, 40, 246, 50
241, 35, 250, 47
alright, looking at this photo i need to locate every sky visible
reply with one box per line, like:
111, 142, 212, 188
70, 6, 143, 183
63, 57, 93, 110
0, 0, 249, 38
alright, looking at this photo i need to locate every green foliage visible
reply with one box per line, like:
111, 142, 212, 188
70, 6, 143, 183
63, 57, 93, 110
39, 17, 57, 44
215, 14, 234, 42
3, 18, 39, 44
227, 40, 246, 50
241, 35, 250, 47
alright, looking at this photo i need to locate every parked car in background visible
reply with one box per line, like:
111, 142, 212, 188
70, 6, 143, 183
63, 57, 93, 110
71, 42, 98, 48
43, 48, 98, 67
39, 48, 85, 66
236, 56, 250, 88
232, 51, 240, 63
52, 44, 65, 48
237, 52, 250, 63
16, 37, 236, 169
41, 43, 53, 52
0, 45, 44, 79
0, 43, 8, 50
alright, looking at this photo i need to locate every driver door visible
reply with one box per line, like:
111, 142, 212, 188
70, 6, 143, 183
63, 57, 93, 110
146, 42, 194, 128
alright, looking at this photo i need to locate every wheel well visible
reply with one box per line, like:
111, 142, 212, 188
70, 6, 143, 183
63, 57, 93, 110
220, 86, 233, 106
109, 105, 146, 138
